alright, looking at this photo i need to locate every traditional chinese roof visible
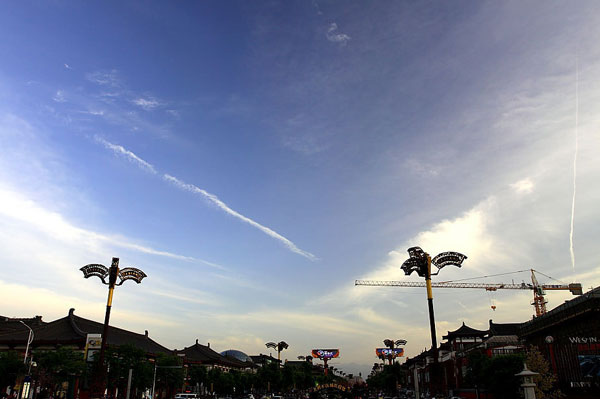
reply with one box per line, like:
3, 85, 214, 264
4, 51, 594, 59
0, 308, 171, 355
0, 316, 46, 335
176, 341, 251, 368
488, 320, 521, 336
520, 286, 600, 337
250, 353, 281, 365
442, 322, 488, 340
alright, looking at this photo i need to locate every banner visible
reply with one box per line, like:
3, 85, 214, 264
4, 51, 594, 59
312, 349, 340, 359
375, 348, 404, 358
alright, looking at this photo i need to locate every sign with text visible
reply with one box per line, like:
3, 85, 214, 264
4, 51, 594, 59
312, 349, 340, 359
376, 348, 404, 358
85, 333, 102, 362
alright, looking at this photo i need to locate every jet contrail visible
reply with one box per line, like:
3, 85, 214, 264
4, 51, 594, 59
95, 135, 157, 174
163, 174, 317, 260
95, 137, 316, 260
569, 57, 579, 271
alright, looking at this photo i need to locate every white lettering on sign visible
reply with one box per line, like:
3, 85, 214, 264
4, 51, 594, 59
568, 337, 599, 344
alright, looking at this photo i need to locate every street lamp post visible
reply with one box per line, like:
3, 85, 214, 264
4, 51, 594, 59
381, 339, 407, 365
19, 321, 34, 366
80, 257, 147, 398
151, 364, 183, 399
265, 341, 289, 363
400, 247, 466, 394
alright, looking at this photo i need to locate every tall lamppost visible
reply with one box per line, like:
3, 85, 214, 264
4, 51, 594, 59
381, 339, 407, 365
265, 341, 289, 362
80, 257, 147, 398
19, 321, 34, 366
400, 247, 466, 395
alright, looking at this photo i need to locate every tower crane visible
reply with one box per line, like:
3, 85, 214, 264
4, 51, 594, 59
355, 269, 583, 317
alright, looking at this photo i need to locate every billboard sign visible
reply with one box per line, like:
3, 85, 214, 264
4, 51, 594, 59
312, 349, 340, 359
376, 348, 404, 358
85, 333, 102, 362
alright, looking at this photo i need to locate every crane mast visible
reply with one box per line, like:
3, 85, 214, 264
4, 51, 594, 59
355, 269, 583, 317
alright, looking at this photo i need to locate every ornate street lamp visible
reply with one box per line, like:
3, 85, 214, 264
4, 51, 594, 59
401, 247, 465, 355
80, 257, 147, 398
401, 247, 465, 395
379, 339, 407, 365
265, 341, 289, 362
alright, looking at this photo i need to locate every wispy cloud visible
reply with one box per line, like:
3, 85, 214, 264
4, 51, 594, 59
326, 23, 351, 45
0, 185, 202, 264
95, 136, 157, 174
163, 174, 317, 260
53, 90, 66, 103
133, 97, 161, 111
86, 70, 121, 87
511, 178, 534, 194
64, 63, 72, 70
93, 138, 316, 260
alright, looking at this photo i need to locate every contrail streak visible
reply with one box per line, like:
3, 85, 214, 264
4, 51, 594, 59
569, 57, 579, 271
95, 135, 157, 174
94, 137, 316, 260
163, 174, 317, 260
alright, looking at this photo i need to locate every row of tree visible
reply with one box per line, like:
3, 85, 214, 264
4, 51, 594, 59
365, 346, 562, 399
1, 346, 347, 399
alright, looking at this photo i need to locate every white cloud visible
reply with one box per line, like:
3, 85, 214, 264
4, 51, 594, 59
92, 138, 316, 260
404, 158, 440, 177
326, 23, 351, 45
0, 185, 200, 264
86, 70, 120, 87
53, 90, 66, 103
133, 97, 161, 110
64, 63, 72, 70
511, 178, 534, 194
95, 136, 157, 174
163, 174, 317, 260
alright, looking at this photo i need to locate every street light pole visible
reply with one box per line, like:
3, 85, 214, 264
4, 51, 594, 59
424, 254, 437, 352
265, 341, 289, 363
80, 257, 147, 398
18, 321, 34, 366
401, 247, 466, 396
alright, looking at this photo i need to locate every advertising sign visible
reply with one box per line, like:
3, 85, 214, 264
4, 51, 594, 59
376, 348, 404, 358
85, 333, 102, 362
312, 349, 340, 359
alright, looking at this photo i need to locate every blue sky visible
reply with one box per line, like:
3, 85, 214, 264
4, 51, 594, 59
1, 1, 600, 377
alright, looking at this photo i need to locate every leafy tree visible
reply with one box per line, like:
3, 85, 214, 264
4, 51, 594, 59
155, 353, 184, 398
36, 347, 86, 385
187, 365, 208, 388
105, 345, 153, 395
486, 354, 525, 399
366, 363, 404, 394
464, 351, 524, 399
526, 346, 564, 399
0, 351, 26, 392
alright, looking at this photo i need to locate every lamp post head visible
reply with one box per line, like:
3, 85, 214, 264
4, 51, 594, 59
81, 259, 146, 286
401, 247, 429, 277
431, 252, 467, 275
401, 247, 467, 277
277, 341, 289, 351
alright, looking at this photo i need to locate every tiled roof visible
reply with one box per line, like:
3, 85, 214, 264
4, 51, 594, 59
520, 286, 600, 337
0, 316, 46, 336
442, 322, 488, 340
488, 320, 521, 336
0, 308, 171, 355
176, 341, 249, 368
250, 354, 280, 364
